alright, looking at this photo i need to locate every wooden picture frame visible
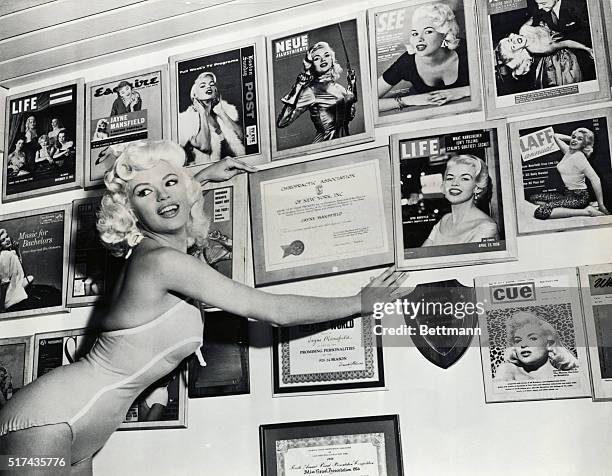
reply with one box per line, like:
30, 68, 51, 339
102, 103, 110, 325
249, 147, 394, 286
478, 0, 610, 118
368, 0, 482, 126
84, 65, 170, 188
266, 13, 374, 160
508, 106, 612, 234
169, 37, 270, 169
260, 415, 404, 476
0, 204, 71, 320
391, 120, 517, 270
3, 79, 84, 202
0, 336, 34, 407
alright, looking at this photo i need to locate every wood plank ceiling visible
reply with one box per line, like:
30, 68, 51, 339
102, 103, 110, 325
0, 0, 322, 90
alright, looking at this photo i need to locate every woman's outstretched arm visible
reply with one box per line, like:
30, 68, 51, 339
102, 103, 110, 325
149, 247, 405, 326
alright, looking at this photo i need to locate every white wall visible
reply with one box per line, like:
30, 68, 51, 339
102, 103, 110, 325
1, 1, 611, 474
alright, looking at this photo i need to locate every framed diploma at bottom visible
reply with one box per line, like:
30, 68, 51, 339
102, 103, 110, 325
250, 147, 394, 286
260, 415, 403, 476
272, 315, 384, 395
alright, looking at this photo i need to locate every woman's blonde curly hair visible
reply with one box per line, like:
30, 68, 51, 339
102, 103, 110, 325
97, 140, 209, 258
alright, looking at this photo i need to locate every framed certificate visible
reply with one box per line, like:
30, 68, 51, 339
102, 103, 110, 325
368, 0, 482, 126
475, 268, 591, 403
266, 13, 374, 160
2, 79, 84, 202
85, 66, 169, 188
260, 414, 404, 476
250, 147, 394, 286
508, 107, 612, 234
391, 121, 517, 270
579, 263, 612, 401
188, 309, 249, 398
170, 37, 269, 168
478, 0, 610, 118
0, 205, 70, 320
67, 196, 124, 307
272, 314, 384, 395
33, 329, 188, 430
0, 336, 33, 408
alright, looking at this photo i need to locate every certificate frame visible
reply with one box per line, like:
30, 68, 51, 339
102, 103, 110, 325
0, 204, 71, 320
0, 336, 34, 406
169, 36, 270, 169
391, 120, 517, 270
477, 0, 610, 119
272, 314, 384, 396
191, 173, 248, 297
260, 414, 404, 476
33, 328, 188, 430
249, 147, 394, 286
188, 309, 250, 398
508, 107, 612, 234
368, 0, 482, 126
67, 195, 124, 307
2, 78, 84, 202
578, 263, 612, 401
84, 65, 170, 188
266, 12, 374, 161
474, 267, 592, 403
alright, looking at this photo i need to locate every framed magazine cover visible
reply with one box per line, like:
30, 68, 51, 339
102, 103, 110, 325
169, 37, 269, 169
272, 314, 384, 396
478, 0, 610, 118
2, 79, 84, 202
188, 309, 249, 398
368, 0, 482, 126
67, 196, 124, 307
508, 107, 612, 234
603, 0, 612, 81
391, 120, 517, 270
85, 66, 170, 188
260, 415, 404, 476
0, 205, 70, 320
474, 267, 592, 403
266, 13, 374, 161
33, 329, 188, 430
190, 173, 248, 304
578, 263, 612, 401
249, 147, 394, 286
0, 336, 34, 408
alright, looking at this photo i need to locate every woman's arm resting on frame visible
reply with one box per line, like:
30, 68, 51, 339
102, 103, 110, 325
151, 248, 406, 326
193, 157, 257, 186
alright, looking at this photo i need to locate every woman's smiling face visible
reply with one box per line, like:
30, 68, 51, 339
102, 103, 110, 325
410, 15, 445, 56
311, 45, 334, 75
443, 162, 478, 204
128, 161, 191, 235
569, 130, 587, 151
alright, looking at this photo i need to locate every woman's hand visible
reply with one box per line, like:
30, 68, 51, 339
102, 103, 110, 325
359, 266, 410, 315
193, 157, 257, 185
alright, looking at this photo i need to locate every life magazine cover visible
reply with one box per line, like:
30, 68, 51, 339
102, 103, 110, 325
475, 268, 591, 403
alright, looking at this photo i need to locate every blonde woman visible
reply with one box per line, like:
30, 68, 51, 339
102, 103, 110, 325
494, 311, 578, 381
378, 3, 470, 111
422, 154, 498, 246
528, 128, 609, 219
277, 41, 357, 142
0, 140, 405, 474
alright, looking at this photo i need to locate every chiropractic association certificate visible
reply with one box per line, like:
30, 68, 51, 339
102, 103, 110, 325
273, 315, 384, 395
250, 147, 393, 285
276, 434, 386, 476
